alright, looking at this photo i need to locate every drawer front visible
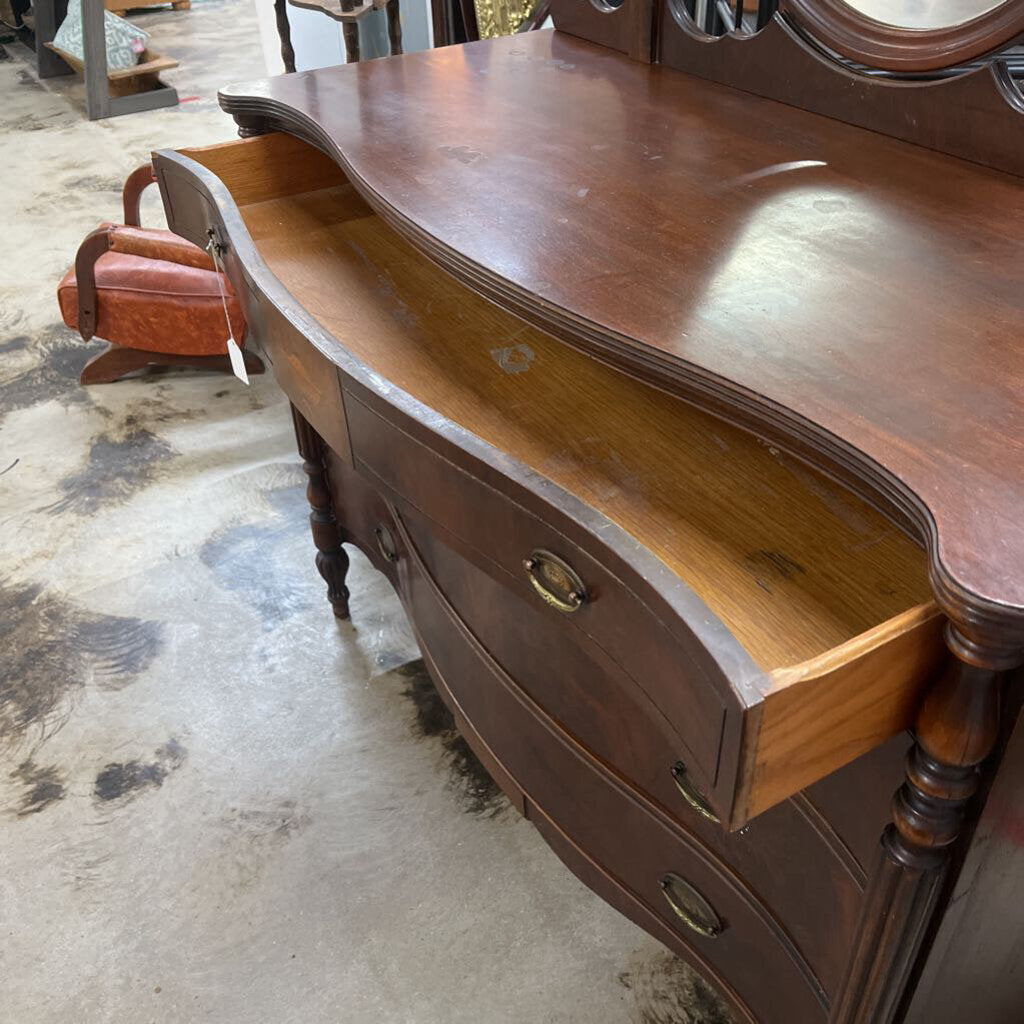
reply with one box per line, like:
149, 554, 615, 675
343, 389, 731, 793
158, 158, 351, 459
394, 511, 829, 1023
401, 509, 861, 995
262, 303, 350, 460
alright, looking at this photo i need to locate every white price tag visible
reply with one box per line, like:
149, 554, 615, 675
207, 232, 251, 387
227, 336, 249, 385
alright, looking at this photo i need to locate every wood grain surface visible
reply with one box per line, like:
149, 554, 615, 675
160, 132, 953, 825
217, 31, 1024, 641
236, 181, 933, 672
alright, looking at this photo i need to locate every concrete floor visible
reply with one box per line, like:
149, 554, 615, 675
0, 5, 733, 1021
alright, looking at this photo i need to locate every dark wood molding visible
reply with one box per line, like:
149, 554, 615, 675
234, 112, 272, 139
780, 0, 1024, 73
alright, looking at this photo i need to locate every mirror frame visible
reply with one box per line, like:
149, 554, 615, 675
781, 0, 1024, 71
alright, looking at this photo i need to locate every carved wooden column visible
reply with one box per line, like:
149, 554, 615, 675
291, 404, 351, 619
830, 621, 1019, 1024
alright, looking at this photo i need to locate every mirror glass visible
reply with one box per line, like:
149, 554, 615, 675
842, 0, 1007, 29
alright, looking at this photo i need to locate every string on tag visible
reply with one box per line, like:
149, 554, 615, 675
207, 233, 249, 385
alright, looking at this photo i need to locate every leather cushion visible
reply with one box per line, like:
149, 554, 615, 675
58, 249, 247, 357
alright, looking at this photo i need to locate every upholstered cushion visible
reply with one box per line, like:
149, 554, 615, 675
57, 230, 247, 357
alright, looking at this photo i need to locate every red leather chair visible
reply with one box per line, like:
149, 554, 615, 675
58, 164, 264, 385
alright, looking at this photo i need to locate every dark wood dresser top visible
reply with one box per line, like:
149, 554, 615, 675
219, 29, 1024, 640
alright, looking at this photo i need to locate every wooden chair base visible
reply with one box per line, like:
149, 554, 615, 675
105, 0, 191, 14
79, 343, 266, 384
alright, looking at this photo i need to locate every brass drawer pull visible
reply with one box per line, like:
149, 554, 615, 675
375, 522, 399, 562
660, 873, 724, 939
670, 761, 720, 824
523, 549, 587, 613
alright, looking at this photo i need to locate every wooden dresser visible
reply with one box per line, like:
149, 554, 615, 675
152, 4, 1024, 1021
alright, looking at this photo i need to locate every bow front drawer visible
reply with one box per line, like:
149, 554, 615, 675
397, 516, 830, 1022
344, 390, 730, 790
341, 373, 946, 829
155, 132, 949, 829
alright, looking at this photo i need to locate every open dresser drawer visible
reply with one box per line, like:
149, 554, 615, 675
155, 130, 948, 833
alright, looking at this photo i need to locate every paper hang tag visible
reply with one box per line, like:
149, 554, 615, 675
207, 231, 251, 387
227, 336, 249, 385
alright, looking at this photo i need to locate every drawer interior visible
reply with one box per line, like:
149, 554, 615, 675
180, 133, 945, 820
183, 135, 933, 660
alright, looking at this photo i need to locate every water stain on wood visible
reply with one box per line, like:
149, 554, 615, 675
94, 738, 186, 803
620, 950, 735, 1024
10, 759, 66, 817
743, 548, 807, 595
0, 583, 163, 750
397, 660, 507, 819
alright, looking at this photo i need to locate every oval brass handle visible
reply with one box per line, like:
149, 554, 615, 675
670, 761, 720, 824
660, 873, 724, 938
375, 522, 399, 563
523, 549, 587, 613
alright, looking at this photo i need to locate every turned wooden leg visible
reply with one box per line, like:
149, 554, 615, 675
830, 623, 1018, 1024
386, 0, 402, 56
291, 404, 351, 619
273, 0, 297, 73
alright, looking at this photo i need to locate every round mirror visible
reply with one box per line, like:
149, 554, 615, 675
843, 0, 1007, 30
783, 0, 1024, 71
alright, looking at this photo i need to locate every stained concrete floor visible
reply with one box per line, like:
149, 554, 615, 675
0, 5, 733, 1021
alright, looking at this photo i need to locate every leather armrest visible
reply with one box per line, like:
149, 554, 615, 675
72, 224, 220, 341
107, 225, 216, 271
122, 163, 157, 227
75, 227, 113, 341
